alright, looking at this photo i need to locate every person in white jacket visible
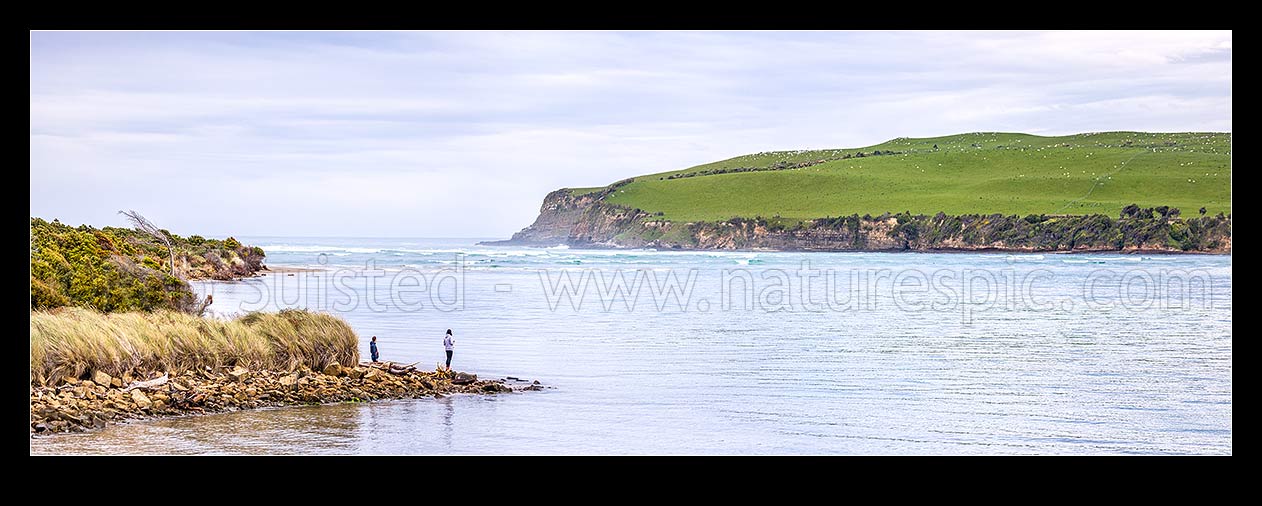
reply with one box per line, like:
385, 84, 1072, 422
443, 329, 455, 370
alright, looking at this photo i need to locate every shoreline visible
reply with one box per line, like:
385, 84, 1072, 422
30, 362, 543, 436
190, 264, 327, 281
260, 264, 326, 274
478, 241, 1232, 256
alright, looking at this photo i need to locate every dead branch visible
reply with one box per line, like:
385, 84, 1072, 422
123, 373, 169, 392
119, 210, 176, 277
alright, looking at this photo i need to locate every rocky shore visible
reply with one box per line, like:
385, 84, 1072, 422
30, 362, 543, 435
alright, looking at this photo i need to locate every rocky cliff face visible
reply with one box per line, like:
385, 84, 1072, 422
486, 189, 1232, 254
484, 189, 650, 247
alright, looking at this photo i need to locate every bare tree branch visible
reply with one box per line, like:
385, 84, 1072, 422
118, 210, 176, 277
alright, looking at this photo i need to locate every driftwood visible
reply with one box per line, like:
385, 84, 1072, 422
359, 361, 420, 375
123, 373, 169, 392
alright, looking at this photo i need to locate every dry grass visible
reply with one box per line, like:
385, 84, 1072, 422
30, 307, 359, 385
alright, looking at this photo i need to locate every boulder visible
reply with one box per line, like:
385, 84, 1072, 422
452, 373, 478, 385
228, 366, 250, 383
323, 363, 343, 377
346, 367, 365, 379
278, 374, 298, 387
111, 377, 123, 388
130, 389, 152, 409
92, 371, 113, 388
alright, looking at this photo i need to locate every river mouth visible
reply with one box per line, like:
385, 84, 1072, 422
32, 240, 1232, 455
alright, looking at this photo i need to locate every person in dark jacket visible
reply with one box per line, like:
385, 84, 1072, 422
370, 336, 379, 362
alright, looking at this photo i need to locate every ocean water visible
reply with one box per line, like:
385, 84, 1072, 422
31, 237, 1232, 455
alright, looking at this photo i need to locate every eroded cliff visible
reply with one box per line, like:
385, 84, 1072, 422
485, 189, 1231, 254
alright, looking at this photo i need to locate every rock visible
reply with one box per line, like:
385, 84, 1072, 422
279, 374, 298, 387
346, 367, 365, 379
363, 369, 382, 380
323, 363, 343, 377
130, 389, 152, 409
92, 371, 113, 388
62, 376, 79, 385
111, 377, 123, 388
533, 380, 541, 385
228, 366, 250, 383
452, 373, 478, 385
171, 381, 189, 392
58, 410, 85, 424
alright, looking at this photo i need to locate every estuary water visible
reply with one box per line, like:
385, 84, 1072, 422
31, 237, 1232, 455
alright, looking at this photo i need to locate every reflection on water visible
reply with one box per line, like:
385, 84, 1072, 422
34, 396, 493, 455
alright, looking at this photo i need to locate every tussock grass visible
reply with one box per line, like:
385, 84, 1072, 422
30, 308, 359, 385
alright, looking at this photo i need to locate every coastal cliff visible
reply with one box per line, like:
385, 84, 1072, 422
488, 186, 648, 247
486, 189, 1232, 253
484, 132, 1231, 254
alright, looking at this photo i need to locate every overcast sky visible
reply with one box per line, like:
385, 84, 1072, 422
30, 31, 1231, 238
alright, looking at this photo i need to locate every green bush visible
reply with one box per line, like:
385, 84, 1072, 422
30, 217, 266, 312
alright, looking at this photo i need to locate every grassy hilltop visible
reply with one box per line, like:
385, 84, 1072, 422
580, 132, 1230, 222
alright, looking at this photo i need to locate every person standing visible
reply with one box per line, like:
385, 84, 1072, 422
370, 336, 380, 363
443, 329, 455, 370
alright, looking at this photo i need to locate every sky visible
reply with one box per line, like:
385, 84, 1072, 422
30, 31, 1232, 238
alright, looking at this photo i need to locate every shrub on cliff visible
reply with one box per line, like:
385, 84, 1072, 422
31, 218, 194, 312
30, 217, 267, 312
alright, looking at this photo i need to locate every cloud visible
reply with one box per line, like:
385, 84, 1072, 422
29, 30, 1232, 237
